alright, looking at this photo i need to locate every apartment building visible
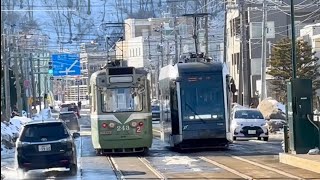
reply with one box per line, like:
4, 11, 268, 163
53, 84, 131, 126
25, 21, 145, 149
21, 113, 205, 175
226, 0, 318, 102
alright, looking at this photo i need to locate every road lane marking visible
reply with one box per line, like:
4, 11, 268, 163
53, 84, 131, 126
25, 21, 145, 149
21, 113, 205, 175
199, 157, 253, 180
138, 157, 167, 180
230, 155, 304, 179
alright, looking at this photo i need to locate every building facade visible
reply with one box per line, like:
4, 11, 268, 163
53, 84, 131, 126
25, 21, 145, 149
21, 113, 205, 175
226, 0, 319, 103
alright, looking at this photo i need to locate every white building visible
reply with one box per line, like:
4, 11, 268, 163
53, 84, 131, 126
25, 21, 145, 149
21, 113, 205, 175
300, 23, 320, 98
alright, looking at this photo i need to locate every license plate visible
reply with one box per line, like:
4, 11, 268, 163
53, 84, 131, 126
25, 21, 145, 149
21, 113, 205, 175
248, 130, 256, 134
100, 131, 112, 135
65, 120, 70, 122
38, 144, 51, 152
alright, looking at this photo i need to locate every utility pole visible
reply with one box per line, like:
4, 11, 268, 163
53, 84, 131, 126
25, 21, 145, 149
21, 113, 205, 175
290, 0, 297, 78
3, 35, 11, 120
260, 0, 267, 102
223, 0, 227, 63
173, 2, 179, 64
18, 46, 27, 112
29, 53, 37, 110
194, 16, 199, 62
179, 36, 183, 56
160, 25, 164, 67
239, 0, 250, 107
147, 34, 154, 99
13, 38, 23, 113
204, 0, 209, 57
37, 57, 41, 111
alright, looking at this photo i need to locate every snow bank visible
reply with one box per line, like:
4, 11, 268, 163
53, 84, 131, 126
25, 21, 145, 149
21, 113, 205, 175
257, 97, 286, 120
1, 117, 32, 157
32, 108, 55, 121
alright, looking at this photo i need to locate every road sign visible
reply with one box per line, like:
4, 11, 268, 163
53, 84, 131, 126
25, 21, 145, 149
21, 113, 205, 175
52, 54, 81, 77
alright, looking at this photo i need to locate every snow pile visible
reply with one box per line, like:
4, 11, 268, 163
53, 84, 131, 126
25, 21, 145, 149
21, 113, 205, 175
32, 108, 55, 121
1, 116, 32, 155
257, 98, 287, 133
257, 97, 286, 120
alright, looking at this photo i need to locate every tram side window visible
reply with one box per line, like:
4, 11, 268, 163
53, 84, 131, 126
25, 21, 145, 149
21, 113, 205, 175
101, 88, 143, 112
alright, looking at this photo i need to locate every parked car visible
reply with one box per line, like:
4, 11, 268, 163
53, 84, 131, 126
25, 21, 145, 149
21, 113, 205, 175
59, 111, 80, 132
230, 108, 269, 141
152, 105, 160, 121
15, 120, 80, 177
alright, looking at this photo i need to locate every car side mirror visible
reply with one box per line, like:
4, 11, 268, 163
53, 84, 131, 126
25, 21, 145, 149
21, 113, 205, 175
73, 132, 80, 139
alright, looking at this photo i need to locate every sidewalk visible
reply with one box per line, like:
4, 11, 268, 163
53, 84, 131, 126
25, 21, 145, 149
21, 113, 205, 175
279, 153, 320, 173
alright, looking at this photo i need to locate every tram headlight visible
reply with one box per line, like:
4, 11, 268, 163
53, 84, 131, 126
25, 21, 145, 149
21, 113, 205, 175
138, 122, 144, 126
109, 122, 116, 128
131, 121, 138, 127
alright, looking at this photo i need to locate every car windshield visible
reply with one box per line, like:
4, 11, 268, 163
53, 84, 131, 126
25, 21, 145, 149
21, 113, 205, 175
181, 74, 225, 120
152, 106, 160, 111
59, 113, 77, 120
20, 123, 69, 142
235, 110, 264, 119
101, 87, 143, 112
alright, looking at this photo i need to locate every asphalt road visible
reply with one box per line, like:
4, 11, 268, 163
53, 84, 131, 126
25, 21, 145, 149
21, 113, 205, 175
1, 113, 319, 180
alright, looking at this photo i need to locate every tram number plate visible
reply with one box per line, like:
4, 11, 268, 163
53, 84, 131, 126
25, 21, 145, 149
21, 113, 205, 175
117, 125, 130, 131
100, 131, 112, 135
248, 130, 256, 134
136, 126, 142, 133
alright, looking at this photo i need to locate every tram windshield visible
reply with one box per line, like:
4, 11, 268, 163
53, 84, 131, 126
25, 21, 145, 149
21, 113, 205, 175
101, 87, 143, 112
181, 74, 225, 120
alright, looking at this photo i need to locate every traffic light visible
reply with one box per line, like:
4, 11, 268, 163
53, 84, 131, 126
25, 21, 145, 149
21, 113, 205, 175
48, 61, 53, 74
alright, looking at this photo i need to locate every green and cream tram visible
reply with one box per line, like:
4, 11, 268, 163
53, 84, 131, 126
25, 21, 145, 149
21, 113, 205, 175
90, 66, 152, 154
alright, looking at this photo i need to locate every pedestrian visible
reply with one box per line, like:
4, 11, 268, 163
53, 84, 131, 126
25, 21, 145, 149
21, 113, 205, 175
77, 101, 82, 110
250, 103, 255, 108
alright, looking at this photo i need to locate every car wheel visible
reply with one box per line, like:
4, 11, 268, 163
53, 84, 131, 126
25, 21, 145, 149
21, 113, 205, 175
258, 137, 262, 140
263, 137, 269, 141
68, 164, 77, 176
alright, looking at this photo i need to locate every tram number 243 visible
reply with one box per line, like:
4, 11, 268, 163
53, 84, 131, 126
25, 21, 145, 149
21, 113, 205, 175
116, 125, 142, 133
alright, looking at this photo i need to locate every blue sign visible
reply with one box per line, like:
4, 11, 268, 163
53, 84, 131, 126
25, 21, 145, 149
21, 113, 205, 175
52, 54, 81, 77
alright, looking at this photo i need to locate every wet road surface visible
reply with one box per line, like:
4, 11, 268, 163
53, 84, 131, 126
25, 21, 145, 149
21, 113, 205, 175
2, 116, 320, 180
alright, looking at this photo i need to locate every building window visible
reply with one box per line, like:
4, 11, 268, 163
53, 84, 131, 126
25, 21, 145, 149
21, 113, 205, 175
250, 21, 275, 39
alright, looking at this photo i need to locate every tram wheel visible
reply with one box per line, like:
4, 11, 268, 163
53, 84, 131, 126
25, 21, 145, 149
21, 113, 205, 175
142, 148, 149, 156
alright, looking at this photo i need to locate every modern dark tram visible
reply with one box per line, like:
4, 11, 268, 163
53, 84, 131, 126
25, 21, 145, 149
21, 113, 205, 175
158, 54, 233, 150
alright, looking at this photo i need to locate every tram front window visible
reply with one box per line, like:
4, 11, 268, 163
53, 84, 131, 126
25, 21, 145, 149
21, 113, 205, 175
101, 87, 143, 112
181, 75, 225, 120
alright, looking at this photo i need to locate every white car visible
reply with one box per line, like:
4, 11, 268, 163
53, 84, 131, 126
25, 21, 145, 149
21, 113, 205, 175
230, 108, 269, 141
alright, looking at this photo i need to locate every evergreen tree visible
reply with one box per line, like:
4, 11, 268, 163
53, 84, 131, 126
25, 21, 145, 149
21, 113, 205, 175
267, 38, 320, 107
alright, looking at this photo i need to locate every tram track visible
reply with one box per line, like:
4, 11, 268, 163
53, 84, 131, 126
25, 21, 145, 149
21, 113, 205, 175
108, 156, 125, 180
138, 157, 167, 180
107, 155, 166, 180
199, 154, 306, 180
